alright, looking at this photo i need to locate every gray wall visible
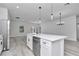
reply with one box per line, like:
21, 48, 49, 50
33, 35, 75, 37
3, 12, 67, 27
41, 16, 77, 41
10, 20, 41, 37
10, 21, 33, 37
10, 16, 77, 41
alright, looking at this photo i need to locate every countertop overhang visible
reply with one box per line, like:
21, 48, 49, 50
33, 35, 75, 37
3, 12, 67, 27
28, 33, 67, 42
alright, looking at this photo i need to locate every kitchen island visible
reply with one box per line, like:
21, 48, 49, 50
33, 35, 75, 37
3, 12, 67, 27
27, 33, 67, 56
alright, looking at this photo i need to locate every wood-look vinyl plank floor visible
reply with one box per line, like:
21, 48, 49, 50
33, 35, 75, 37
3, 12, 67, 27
64, 40, 79, 56
1, 37, 79, 56
1, 36, 34, 56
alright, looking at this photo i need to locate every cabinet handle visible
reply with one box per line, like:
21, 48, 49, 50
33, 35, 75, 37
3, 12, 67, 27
1, 41, 2, 45
43, 42, 46, 44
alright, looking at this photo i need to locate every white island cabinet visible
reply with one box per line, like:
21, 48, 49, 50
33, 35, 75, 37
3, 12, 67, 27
40, 39, 64, 56
27, 33, 67, 56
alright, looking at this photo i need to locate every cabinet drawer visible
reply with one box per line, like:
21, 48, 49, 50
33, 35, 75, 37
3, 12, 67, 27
41, 39, 51, 46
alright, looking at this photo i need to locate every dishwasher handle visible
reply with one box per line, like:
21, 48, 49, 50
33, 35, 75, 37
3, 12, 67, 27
33, 38, 40, 41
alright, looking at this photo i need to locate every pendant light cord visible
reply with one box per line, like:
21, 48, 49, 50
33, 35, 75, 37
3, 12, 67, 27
59, 12, 61, 23
51, 3, 54, 20
38, 6, 42, 20
51, 3, 53, 15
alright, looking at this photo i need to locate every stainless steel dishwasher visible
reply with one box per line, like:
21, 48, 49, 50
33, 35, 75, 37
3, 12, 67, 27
33, 36, 40, 56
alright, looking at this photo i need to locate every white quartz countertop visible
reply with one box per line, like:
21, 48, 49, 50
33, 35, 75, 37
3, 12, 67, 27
28, 33, 67, 42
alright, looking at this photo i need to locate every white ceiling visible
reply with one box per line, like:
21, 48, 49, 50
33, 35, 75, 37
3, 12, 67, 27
0, 3, 79, 22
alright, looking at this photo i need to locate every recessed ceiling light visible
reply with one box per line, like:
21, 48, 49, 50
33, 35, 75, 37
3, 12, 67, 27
16, 5, 19, 8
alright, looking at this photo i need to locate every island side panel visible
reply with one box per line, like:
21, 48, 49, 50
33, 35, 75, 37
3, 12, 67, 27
51, 39, 64, 56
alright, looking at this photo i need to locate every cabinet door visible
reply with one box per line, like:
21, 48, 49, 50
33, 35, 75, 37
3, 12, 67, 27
41, 44, 51, 56
27, 34, 33, 50
27, 35, 30, 48
0, 8, 8, 19
0, 40, 3, 51
27, 35, 29, 45
40, 39, 52, 56
29, 36, 33, 50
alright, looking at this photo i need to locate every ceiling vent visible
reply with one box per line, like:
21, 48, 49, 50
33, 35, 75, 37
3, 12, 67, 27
16, 17, 20, 19
64, 3, 70, 6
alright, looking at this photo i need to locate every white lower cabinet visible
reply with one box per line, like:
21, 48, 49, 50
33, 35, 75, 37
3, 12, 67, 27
27, 34, 64, 56
0, 40, 3, 54
40, 39, 64, 56
27, 34, 33, 50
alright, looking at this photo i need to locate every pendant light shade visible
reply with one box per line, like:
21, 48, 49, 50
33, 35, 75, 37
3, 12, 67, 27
51, 13, 53, 20
16, 5, 19, 8
51, 3, 54, 20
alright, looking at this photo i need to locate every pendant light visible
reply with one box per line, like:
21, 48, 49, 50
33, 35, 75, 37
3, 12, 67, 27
16, 5, 19, 8
38, 6, 42, 23
32, 6, 42, 24
51, 3, 54, 20
16, 3, 20, 8
57, 12, 64, 25
56, 3, 71, 25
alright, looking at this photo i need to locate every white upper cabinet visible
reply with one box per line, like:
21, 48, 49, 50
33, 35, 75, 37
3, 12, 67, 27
0, 7, 8, 20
